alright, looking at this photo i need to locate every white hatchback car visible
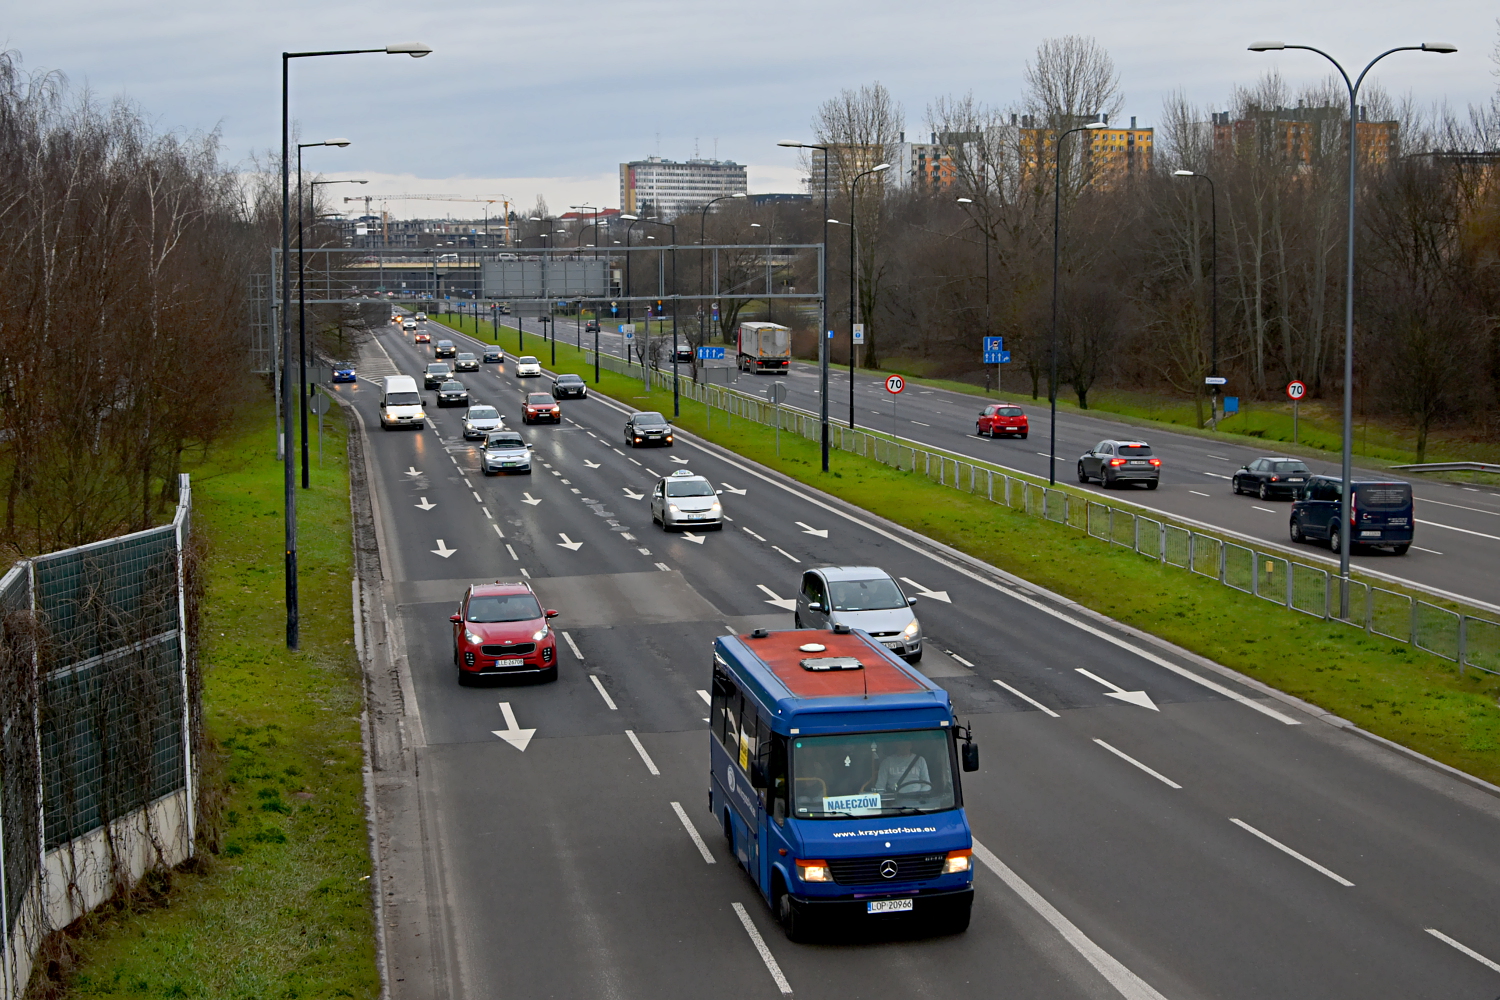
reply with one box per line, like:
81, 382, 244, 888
515, 355, 542, 377
650, 470, 723, 531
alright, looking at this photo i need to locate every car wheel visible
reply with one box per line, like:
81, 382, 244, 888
1020, 432, 1028, 439
1145, 479, 1158, 490
542, 665, 559, 683
1259, 483, 1270, 501
904, 648, 923, 664
1100, 472, 1113, 489
456, 668, 471, 687
1329, 522, 1343, 553
1290, 518, 1304, 543
1077, 463, 1089, 484
1391, 543, 1410, 555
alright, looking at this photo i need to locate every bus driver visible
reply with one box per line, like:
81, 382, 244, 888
873, 739, 931, 793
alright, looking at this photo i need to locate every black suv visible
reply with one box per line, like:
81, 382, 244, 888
584, 320, 601, 334
1232, 457, 1311, 500
434, 339, 457, 358
552, 373, 587, 399
436, 380, 469, 407
1077, 440, 1160, 489
1291, 477, 1413, 555
625, 411, 672, 447
423, 363, 452, 389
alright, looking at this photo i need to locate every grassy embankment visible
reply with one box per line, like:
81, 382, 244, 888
58, 397, 377, 999
432, 314, 1500, 784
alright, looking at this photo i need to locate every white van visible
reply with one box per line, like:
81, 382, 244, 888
380, 375, 426, 430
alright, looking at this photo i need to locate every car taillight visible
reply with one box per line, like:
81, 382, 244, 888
1149, 458, 1161, 467
1110, 458, 1126, 467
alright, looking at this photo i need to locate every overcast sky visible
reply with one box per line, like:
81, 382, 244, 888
9, 0, 1495, 217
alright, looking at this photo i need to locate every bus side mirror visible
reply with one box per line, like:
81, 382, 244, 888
961, 742, 980, 772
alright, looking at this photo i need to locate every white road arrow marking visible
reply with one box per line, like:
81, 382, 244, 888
622, 487, 644, 500
521, 493, 542, 506
415, 497, 436, 511
899, 576, 952, 603
405, 467, 422, 477
491, 702, 536, 751
1076, 668, 1159, 711
757, 585, 797, 610
720, 483, 747, 495
795, 521, 828, 538
584, 459, 601, 468
670, 456, 691, 464
681, 532, 705, 544
557, 533, 583, 551
431, 539, 457, 559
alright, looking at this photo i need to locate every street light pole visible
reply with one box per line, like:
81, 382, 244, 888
622, 215, 644, 366
299, 169, 363, 489
280, 41, 431, 650
1048, 120, 1106, 486
639, 220, 679, 413
1249, 39, 1455, 614
779, 140, 832, 471
699, 193, 747, 352
1173, 170, 1219, 428
956, 196, 994, 393
849, 164, 889, 428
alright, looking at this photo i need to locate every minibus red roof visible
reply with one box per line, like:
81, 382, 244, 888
741, 630, 925, 699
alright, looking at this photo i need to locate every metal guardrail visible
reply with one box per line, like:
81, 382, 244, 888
578, 347, 1500, 677
1388, 461, 1500, 475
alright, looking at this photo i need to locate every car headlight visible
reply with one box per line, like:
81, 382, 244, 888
668, 504, 680, 513
902, 620, 920, 639
532, 627, 550, 642
710, 501, 721, 511
464, 630, 482, 644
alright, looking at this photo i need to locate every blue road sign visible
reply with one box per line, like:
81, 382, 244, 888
982, 336, 1004, 353
697, 346, 725, 360
1223, 396, 1239, 414
984, 350, 1011, 364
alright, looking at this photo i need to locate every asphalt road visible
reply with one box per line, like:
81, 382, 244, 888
351, 316, 1500, 1000
549, 322, 1498, 610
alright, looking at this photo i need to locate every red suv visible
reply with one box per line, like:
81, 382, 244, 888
450, 582, 559, 684
977, 404, 1028, 439
523, 392, 561, 424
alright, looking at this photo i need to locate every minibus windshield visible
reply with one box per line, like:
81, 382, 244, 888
384, 392, 420, 406
792, 729, 956, 819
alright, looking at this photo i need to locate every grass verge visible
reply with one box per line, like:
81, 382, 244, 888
58, 396, 377, 999
432, 315, 1500, 785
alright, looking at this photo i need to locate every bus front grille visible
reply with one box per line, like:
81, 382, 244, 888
828, 853, 947, 885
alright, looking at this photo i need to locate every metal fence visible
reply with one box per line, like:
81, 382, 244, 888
582, 350, 1500, 675
0, 475, 198, 999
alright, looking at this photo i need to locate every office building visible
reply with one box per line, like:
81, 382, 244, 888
619, 157, 748, 219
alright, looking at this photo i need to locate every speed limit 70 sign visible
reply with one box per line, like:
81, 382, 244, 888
1286, 380, 1307, 401
885, 374, 905, 394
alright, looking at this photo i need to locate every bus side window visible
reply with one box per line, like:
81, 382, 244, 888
738, 700, 759, 772
766, 732, 788, 822
711, 665, 736, 749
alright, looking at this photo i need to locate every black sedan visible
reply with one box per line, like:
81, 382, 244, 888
552, 373, 587, 399
1232, 457, 1312, 500
625, 411, 673, 447
482, 348, 504, 364
435, 380, 470, 407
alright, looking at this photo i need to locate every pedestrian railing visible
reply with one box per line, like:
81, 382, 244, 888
577, 347, 1500, 676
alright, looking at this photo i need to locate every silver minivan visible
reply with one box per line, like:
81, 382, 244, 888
794, 566, 922, 662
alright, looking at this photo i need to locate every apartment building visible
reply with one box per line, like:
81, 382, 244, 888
1209, 107, 1399, 165
619, 157, 748, 219
1017, 116, 1154, 189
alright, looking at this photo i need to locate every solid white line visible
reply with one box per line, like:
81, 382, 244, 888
1419, 496, 1500, 517
624, 729, 659, 775
771, 545, 801, 563
505, 544, 518, 560
1416, 518, 1500, 542
1425, 928, 1500, 974
562, 631, 584, 660
731, 903, 793, 995
671, 801, 716, 864
1229, 818, 1353, 886
588, 674, 617, 710
1412, 545, 1444, 555
972, 840, 1169, 1000
1093, 739, 1181, 789
993, 679, 1060, 718
696, 689, 711, 705
686, 439, 1304, 726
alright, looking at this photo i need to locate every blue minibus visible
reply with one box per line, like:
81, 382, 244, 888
709, 625, 979, 940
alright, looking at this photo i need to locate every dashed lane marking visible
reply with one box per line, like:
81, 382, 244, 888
624, 730, 660, 775
563, 632, 585, 661
672, 802, 716, 864
588, 674, 617, 709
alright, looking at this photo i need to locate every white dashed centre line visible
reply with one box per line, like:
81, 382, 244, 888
742, 527, 766, 542
992, 679, 1060, 718
696, 689, 711, 705
1425, 928, 1500, 974
654, 562, 671, 572
731, 903, 792, 995
1230, 818, 1354, 886
1412, 545, 1444, 555
1190, 490, 1211, 497
1252, 506, 1276, 513
1094, 739, 1182, 789
771, 546, 801, 563
505, 544, 519, 561
562, 632, 584, 660
588, 674, 617, 709
671, 801, 716, 864
492, 525, 505, 539
624, 730, 660, 775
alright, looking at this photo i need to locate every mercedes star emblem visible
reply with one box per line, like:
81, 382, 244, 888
879, 860, 899, 879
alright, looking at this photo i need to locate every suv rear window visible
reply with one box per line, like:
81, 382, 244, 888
1117, 444, 1152, 456
1356, 484, 1412, 508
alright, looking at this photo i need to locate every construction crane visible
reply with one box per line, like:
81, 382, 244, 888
346, 194, 514, 246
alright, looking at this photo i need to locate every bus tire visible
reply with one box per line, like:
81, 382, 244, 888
774, 876, 809, 943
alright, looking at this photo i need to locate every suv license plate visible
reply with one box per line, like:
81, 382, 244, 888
495, 658, 525, 667
868, 899, 913, 914
1361, 531, 1381, 537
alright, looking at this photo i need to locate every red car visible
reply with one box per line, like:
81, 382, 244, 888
523, 392, 561, 424
450, 582, 559, 684
414, 331, 431, 344
977, 404, 1028, 439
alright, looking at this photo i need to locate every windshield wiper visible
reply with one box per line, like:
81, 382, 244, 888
800, 810, 854, 818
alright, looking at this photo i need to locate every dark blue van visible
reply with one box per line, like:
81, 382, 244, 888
709, 626, 979, 941
1290, 475, 1414, 555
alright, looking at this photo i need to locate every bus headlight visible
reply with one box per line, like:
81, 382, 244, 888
795, 859, 831, 883
944, 850, 972, 874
